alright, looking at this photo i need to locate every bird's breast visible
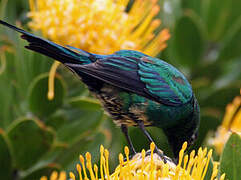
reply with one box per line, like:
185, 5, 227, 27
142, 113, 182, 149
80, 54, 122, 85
94, 84, 152, 127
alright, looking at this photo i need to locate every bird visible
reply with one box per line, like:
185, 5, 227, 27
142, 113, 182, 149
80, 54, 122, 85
0, 20, 200, 161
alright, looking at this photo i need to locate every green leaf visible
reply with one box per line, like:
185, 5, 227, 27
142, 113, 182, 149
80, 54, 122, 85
45, 110, 67, 130
172, 13, 204, 67
219, 133, 241, 180
202, 0, 241, 41
7, 118, 55, 170
200, 86, 240, 110
218, 18, 241, 61
158, 0, 182, 28
28, 73, 66, 118
56, 132, 106, 170
0, 129, 13, 180
57, 109, 104, 143
181, 0, 202, 15
15, 43, 51, 98
0, 0, 8, 19
193, 114, 220, 150
203, 0, 231, 40
128, 127, 172, 156
21, 163, 60, 180
69, 96, 101, 111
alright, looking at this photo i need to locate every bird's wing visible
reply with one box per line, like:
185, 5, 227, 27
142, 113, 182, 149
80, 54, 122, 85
66, 54, 193, 106
137, 56, 193, 106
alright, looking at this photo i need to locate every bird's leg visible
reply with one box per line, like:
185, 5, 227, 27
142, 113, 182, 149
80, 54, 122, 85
136, 120, 167, 163
121, 124, 136, 155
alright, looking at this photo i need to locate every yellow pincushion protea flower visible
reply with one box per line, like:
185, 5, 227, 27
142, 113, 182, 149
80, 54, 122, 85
28, 0, 169, 55
209, 89, 241, 154
41, 142, 225, 180
27, 0, 170, 100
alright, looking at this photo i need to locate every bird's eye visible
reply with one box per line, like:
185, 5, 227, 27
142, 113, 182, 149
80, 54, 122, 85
191, 131, 198, 141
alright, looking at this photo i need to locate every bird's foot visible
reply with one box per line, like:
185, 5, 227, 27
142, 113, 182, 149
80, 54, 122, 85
123, 148, 174, 164
154, 148, 168, 163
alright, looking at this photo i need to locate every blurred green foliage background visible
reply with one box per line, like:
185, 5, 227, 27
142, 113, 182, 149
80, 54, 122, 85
0, 0, 240, 179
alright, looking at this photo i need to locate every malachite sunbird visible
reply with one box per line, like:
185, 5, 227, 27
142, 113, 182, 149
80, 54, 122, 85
0, 20, 200, 162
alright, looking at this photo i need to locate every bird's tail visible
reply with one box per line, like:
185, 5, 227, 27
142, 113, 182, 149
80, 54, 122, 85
0, 20, 94, 65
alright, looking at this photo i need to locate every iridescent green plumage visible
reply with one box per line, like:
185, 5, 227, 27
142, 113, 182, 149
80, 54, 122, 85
0, 20, 200, 160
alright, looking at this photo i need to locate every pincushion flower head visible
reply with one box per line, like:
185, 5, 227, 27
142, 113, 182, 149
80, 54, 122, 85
28, 0, 170, 100
28, 0, 170, 55
41, 142, 225, 180
209, 88, 241, 154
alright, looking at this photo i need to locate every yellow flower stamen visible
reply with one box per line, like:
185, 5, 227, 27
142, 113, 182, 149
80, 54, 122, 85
94, 164, 98, 180
47, 61, 60, 100
76, 164, 83, 180
187, 153, 195, 175
118, 153, 124, 180
230, 96, 241, 132
209, 88, 241, 154
102, 156, 107, 179
124, 146, 131, 177
100, 145, 104, 180
86, 152, 95, 180
132, 5, 160, 39
141, 149, 145, 179
28, 0, 35, 12
183, 154, 188, 170
42, 143, 225, 180
59, 172, 67, 180
162, 163, 169, 177
79, 155, 88, 179
40, 176, 47, 180
104, 149, 110, 180
69, 172, 75, 180
211, 162, 219, 180
150, 142, 155, 180
220, 173, 226, 180
201, 149, 212, 180
50, 171, 58, 180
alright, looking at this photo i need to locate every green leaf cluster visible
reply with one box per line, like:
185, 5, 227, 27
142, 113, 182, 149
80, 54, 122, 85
0, 4, 113, 177
0, 40, 111, 179
219, 134, 241, 180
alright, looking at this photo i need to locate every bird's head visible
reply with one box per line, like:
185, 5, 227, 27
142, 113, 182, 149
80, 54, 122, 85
164, 126, 199, 163
164, 96, 200, 162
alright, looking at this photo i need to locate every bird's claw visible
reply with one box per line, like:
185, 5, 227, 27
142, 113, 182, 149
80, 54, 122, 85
154, 148, 168, 163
